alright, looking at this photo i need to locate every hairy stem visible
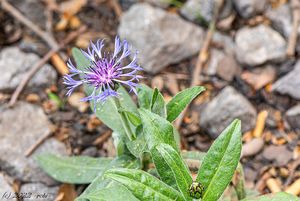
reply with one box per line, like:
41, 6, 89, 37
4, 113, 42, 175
113, 97, 135, 141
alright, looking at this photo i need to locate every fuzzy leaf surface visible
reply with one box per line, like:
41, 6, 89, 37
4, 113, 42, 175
166, 86, 205, 122
196, 119, 242, 201
105, 168, 185, 201
37, 154, 111, 184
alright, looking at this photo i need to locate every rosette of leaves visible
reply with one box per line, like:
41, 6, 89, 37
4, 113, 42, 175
37, 49, 299, 201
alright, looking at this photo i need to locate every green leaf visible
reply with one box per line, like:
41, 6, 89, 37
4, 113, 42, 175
79, 183, 139, 201
72, 48, 137, 136
241, 192, 299, 201
151, 88, 167, 118
137, 84, 153, 109
196, 119, 242, 201
78, 155, 141, 197
36, 154, 112, 184
112, 132, 128, 156
152, 144, 193, 200
72, 47, 90, 69
139, 108, 178, 151
126, 125, 147, 158
166, 86, 205, 122
105, 168, 185, 201
121, 110, 142, 127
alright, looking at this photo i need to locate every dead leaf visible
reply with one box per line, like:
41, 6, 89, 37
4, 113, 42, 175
242, 65, 276, 90
59, 0, 87, 15
75, 32, 109, 48
55, 184, 77, 201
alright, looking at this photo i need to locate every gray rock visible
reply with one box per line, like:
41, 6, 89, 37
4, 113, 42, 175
9, 0, 46, 29
180, 0, 232, 24
262, 145, 292, 166
0, 47, 56, 91
266, 4, 300, 38
20, 183, 58, 201
0, 173, 16, 201
118, 3, 204, 73
0, 102, 67, 185
235, 25, 286, 66
145, 0, 170, 8
266, 4, 300, 53
212, 32, 235, 55
216, 55, 241, 81
200, 86, 257, 138
286, 104, 300, 130
233, 0, 267, 18
204, 49, 226, 76
203, 49, 240, 81
272, 61, 300, 99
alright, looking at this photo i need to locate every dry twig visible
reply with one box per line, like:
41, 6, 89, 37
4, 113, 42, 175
9, 26, 87, 107
25, 132, 53, 157
109, 0, 123, 18
1, 0, 58, 49
286, 0, 300, 57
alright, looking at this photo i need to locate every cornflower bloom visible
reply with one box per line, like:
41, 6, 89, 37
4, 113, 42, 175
63, 37, 143, 108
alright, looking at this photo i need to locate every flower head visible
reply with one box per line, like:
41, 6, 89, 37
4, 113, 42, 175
63, 37, 143, 106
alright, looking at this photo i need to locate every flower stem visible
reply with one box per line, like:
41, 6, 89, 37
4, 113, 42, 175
113, 97, 135, 141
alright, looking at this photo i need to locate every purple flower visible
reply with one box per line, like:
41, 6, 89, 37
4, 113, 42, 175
63, 37, 143, 106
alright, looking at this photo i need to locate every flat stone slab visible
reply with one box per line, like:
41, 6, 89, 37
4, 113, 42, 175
0, 102, 67, 185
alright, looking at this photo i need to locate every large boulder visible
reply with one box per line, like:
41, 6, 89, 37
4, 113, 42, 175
235, 25, 286, 66
118, 3, 204, 73
200, 86, 257, 138
272, 60, 300, 99
0, 47, 56, 91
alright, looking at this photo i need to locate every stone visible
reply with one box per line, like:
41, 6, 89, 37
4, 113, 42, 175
0, 102, 67, 185
235, 25, 286, 66
0, 47, 56, 91
180, 0, 232, 24
212, 32, 235, 55
241, 138, 264, 158
266, 4, 300, 38
0, 173, 16, 201
9, 0, 47, 29
20, 183, 58, 201
216, 54, 241, 81
272, 61, 300, 99
286, 104, 300, 130
204, 49, 225, 76
145, 0, 170, 8
118, 3, 204, 73
199, 86, 257, 138
233, 0, 267, 18
262, 145, 292, 166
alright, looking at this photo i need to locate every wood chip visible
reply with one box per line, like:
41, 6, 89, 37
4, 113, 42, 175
253, 110, 268, 138
59, 0, 87, 15
266, 178, 282, 193
285, 179, 300, 195
51, 53, 69, 75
